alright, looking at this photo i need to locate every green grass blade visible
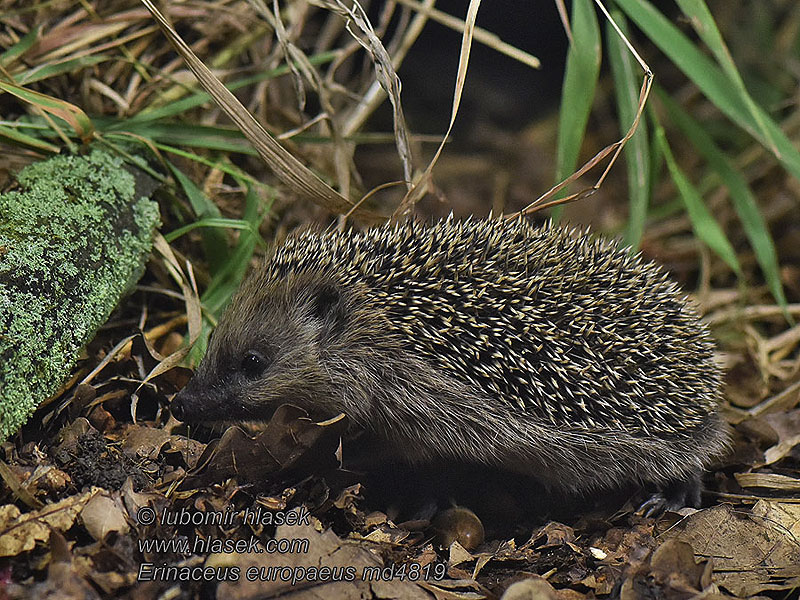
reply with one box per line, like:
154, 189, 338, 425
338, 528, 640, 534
124, 51, 337, 124
103, 120, 257, 154
190, 183, 270, 364
19, 56, 108, 85
607, 11, 650, 250
554, 0, 601, 217
166, 160, 228, 273
0, 123, 59, 153
654, 125, 742, 276
615, 0, 800, 182
151, 143, 264, 188
0, 80, 94, 142
163, 218, 260, 243
201, 185, 268, 316
0, 25, 39, 67
674, 0, 777, 155
657, 87, 788, 314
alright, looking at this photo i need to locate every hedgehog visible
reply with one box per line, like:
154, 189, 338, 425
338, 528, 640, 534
171, 216, 729, 509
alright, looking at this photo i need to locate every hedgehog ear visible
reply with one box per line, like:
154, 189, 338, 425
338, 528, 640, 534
311, 283, 341, 320
311, 283, 347, 338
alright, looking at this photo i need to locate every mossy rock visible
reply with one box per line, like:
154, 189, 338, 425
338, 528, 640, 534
0, 149, 160, 441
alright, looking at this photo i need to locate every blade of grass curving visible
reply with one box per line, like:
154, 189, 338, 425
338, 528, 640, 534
255, 0, 355, 198
166, 160, 229, 274
151, 143, 265, 188
140, 0, 357, 216
657, 87, 788, 315
0, 81, 94, 143
256, 0, 310, 112
0, 25, 40, 67
18, 56, 108, 85
516, 2, 651, 218
674, 0, 777, 156
654, 125, 741, 276
0, 123, 59, 153
552, 0, 601, 220
607, 10, 649, 250
164, 218, 262, 244
614, 0, 800, 182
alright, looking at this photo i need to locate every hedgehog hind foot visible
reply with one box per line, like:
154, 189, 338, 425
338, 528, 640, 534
637, 471, 703, 517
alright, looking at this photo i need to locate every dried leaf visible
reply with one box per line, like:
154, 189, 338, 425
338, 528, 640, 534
181, 404, 347, 489
762, 409, 800, 465
81, 492, 130, 541
0, 489, 96, 557
666, 503, 800, 597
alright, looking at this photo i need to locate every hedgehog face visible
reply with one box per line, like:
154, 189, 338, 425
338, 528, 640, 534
171, 271, 364, 424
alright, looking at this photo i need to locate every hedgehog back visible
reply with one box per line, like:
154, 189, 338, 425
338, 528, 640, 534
263, 217, 720, 439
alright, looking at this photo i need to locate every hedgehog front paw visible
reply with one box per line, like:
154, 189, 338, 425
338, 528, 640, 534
638, 471, 703, 516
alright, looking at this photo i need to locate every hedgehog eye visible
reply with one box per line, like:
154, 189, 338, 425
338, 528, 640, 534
240, 350, 267, 379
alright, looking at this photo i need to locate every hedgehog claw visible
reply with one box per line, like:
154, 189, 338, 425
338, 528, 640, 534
638, 472, 703, 517
637, 493, 670, 518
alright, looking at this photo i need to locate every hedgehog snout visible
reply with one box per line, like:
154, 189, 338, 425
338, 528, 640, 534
171, 384, 205, 422
171, 375, 228, 423
171, 387, 192, 422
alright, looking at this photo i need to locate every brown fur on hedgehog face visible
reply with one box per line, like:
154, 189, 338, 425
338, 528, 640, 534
171, 271, 385, 425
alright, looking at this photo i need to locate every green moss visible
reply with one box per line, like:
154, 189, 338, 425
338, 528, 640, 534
0, 149, 160, 441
